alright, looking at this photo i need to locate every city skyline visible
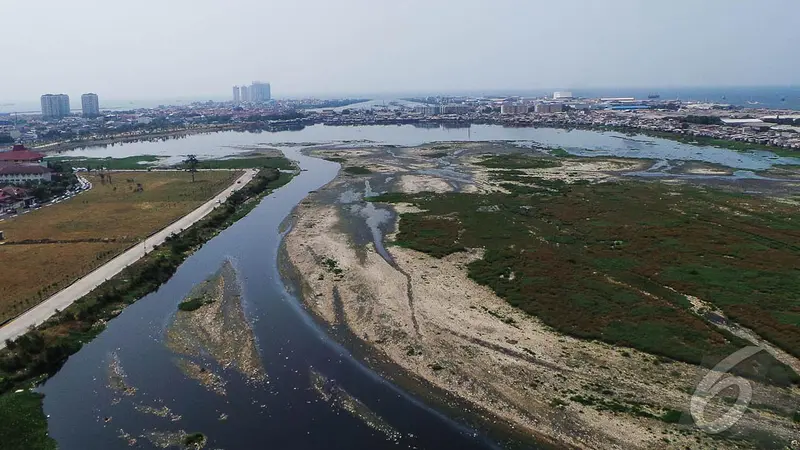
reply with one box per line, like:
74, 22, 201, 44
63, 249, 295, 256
1, 0, 799, 103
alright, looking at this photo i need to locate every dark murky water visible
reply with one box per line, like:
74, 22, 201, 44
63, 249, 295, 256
40, 148, 503, 450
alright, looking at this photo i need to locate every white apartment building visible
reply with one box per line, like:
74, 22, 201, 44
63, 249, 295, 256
41, 94, 70, 119
81, 93, 100, 117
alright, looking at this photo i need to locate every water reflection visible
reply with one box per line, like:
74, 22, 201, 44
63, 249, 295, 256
56, 124, 800, 170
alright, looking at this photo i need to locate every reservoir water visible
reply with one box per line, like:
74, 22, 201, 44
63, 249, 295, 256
56, 124, 800, 170
40, 125, 799, 449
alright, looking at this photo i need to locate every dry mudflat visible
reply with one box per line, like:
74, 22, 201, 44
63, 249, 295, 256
285, 143, 800, 449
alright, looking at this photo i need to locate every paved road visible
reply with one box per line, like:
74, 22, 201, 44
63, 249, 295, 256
0, 169, 258, 347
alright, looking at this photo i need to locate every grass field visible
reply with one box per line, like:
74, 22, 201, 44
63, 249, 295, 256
46, 155, 163, 170
373, 174, 800, 385
0, 170, 241, 323
191, 156, 294, 170
48, 155, 296, 171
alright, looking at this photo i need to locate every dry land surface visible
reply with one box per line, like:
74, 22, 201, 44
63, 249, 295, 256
0, 171, 241, 323
285, 142, 800, 449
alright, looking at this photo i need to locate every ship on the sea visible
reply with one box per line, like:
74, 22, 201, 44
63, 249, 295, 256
647, 93, 660, 99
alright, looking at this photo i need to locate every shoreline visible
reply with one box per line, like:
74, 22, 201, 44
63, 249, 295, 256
277, 196, 558, 450
35, 124, 239, 154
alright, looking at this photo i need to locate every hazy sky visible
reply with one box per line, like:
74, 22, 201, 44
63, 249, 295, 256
1, 0, 798, 103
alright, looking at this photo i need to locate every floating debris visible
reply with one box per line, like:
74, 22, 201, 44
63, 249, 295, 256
107, 352, 137, 397
310, 368, 402, 442
141, 430, 207, 449
134, 402, 182, 422
174, 358, 227, 396
117, 428, 137, 446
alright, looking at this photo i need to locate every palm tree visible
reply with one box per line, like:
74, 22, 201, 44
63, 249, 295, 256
184, 154, 199, 182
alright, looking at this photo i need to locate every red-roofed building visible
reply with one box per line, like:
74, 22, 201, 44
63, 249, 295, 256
0, 144, 46, 166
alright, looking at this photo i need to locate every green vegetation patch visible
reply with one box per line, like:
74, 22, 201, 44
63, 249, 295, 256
0, 391, 56, 450
323, 258, 344, 275
549, 148, 571, 157
190, 156, 293, 170
343, 166, 372, 175
373, 178, 800, 386
178, 295, 212, 312
47, 155, 162, 170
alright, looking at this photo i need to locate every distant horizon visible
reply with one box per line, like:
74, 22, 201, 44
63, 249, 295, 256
3, 84, 800, 113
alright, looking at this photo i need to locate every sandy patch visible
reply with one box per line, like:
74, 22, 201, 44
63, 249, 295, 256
398, 175, 454, 193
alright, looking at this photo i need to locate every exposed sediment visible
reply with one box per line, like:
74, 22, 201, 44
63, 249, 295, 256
284, 144, 800, 449
309, 367, 402, 442
166, 260, 266, 384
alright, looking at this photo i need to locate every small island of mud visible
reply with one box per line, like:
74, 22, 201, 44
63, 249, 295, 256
166, 260, 266, 390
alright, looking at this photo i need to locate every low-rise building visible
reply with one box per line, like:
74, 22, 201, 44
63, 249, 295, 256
535, 103, 564, 114
440, 104, 472, 114
414, 106, 440, 115
501, 103, 529, 114
0, 164, 53, 183
0, 186, 35, 210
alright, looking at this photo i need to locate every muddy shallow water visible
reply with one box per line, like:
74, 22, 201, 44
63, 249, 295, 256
40, 147, 503, 450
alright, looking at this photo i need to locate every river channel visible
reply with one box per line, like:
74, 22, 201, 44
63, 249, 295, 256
40, 147, 507, 449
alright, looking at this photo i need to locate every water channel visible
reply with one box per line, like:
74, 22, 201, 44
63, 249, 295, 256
40, 147, 503, 449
